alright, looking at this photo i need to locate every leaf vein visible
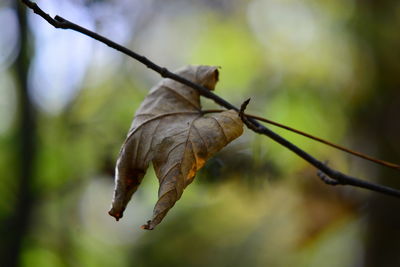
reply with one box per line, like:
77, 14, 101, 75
211, 116, 228, 142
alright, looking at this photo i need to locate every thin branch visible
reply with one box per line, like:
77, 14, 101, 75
203, 109, 400, 170
22, 0, 400, 198
238, 100, 400, 197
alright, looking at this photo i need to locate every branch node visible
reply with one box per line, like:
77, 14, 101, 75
239, 98, 261, 132
54, 15, 64, 22
317, 170, 341, 185
160, 67, 169, 78
317, 161, 344, 186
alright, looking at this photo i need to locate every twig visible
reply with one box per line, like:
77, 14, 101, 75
21, 0, 400, 198
204, 109, 400, 170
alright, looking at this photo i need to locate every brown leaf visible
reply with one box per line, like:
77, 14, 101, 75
108, 65, 243, 230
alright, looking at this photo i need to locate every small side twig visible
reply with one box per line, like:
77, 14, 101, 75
239, 98, 251, 120
22, 0, 400, 199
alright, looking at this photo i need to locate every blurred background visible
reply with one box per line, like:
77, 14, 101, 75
1, 0, 400, 266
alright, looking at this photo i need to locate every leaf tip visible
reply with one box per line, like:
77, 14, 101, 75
108, 209, 123, 221
140, 220, 154, 230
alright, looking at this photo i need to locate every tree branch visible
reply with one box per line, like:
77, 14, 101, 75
21, 0, 400, 198
203, 109, 400, 170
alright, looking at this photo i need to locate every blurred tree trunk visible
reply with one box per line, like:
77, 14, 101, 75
1, 3, 37, 266
353, 1, 400, 266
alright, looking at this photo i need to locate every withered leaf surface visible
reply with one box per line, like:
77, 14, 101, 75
109, 65, 243, 230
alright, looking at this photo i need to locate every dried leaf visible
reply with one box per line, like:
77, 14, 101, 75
108, 65, 243, 230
